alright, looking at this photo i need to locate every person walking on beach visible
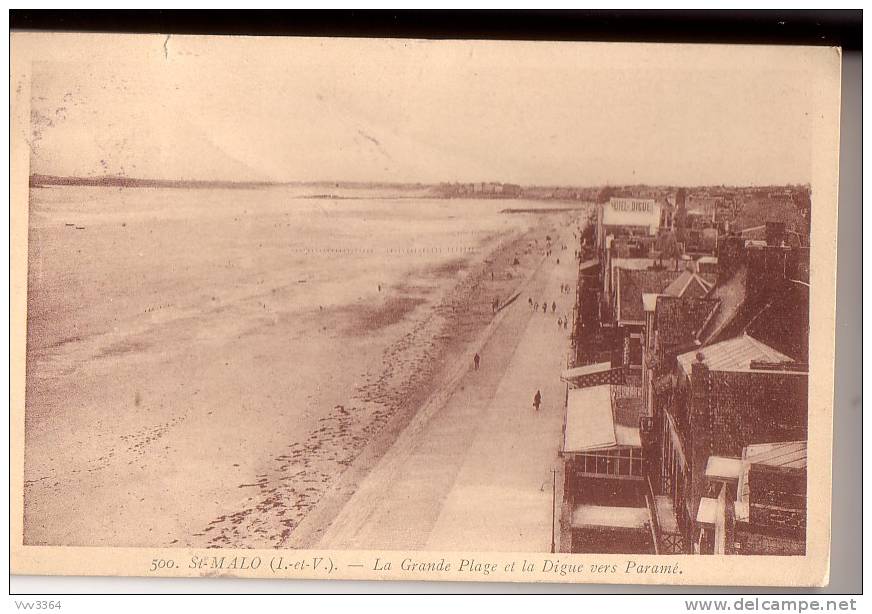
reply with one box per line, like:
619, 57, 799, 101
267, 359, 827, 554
473, 353, 481, 371
533, 390, 542, 412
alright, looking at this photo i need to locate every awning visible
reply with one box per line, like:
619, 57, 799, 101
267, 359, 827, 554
564, 385, 616, 452
615, 424, 642, 448
560, 361, 612, 382
578, 259, 599, 272
564, 384, 643, 453
696, 497, 718, 525
705, 456, 743, 481
571, 504, 650, 530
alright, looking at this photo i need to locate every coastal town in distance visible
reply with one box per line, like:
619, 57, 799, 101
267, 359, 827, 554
25, 175, 809, 557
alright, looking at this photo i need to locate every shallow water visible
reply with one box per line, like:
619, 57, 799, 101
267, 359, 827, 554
23, 185, 584, 547
26, 186, 566, 354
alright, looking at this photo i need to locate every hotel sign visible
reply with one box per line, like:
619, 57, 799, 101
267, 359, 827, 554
609, 198, 656, 213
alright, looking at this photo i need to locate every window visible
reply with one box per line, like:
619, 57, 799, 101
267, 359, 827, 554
629, 333, 643, 368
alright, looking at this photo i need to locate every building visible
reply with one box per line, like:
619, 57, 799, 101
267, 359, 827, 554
560, 368, 655, 554
650, 335, 808, 554
596, 197, 664, 250
613, 268, 683, 374
565, 193, 810, 556
701, 241, 810, 362
641, 294, 721, 416
699, 440, 807, 555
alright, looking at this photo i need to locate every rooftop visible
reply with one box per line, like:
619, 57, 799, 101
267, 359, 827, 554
610, 257, 660, 272
736, 441, 808, 522
744, 281, 810, 362
677, 333, 793, 375
654, 295, 721, 350
616, 268, 682, 324
744, 440, 808, 469
662, 270, 714, 299
698, 265, 748, 344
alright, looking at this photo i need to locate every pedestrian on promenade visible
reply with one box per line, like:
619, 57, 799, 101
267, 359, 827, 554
533, 390, 542, 412
564, 318, 568, 330
473, 353, 481, 371
534, 301, 539, 312
557, 317, 563, 329
551, 301, 557, 313
542, 302, 547, 314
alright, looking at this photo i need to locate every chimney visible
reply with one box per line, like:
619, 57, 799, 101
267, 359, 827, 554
691, 354, 710, 411
689, 355, 712, 457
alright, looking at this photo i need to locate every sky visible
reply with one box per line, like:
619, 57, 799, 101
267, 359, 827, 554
24, 35, 836, 186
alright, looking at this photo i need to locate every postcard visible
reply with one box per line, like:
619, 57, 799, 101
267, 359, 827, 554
10, 32, 841, 586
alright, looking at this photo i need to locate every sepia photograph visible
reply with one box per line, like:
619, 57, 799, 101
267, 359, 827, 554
9, 28, 843, 587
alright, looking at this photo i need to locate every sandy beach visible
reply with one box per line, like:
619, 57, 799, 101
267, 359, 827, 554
23, 184, 584, 548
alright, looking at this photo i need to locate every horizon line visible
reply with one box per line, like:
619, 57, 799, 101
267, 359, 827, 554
28, 173, 812, 191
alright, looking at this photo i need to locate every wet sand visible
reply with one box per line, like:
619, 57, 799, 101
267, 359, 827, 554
23, 185, 581, 548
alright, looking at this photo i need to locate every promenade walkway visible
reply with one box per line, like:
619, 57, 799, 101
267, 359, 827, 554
317, 236, 576, 552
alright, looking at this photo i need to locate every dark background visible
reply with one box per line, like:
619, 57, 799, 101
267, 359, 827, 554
9, 10, 863, 51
